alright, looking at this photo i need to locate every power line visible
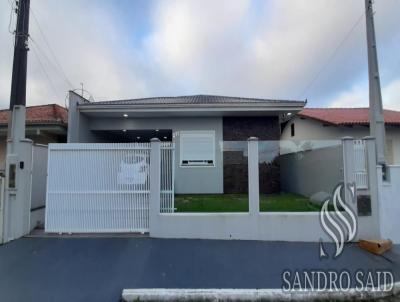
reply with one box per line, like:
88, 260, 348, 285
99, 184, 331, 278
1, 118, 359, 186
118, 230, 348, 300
30, 39, 60, 101
29, 7, 74, 89
29, 36, 74, 92
297, 12, 366, 100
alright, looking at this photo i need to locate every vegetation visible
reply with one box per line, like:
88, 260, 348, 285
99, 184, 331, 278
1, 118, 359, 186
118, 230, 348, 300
174, 193, 323, 212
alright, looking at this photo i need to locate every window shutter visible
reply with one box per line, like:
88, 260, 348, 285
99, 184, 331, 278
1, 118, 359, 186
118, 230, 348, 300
180, 131, 215, 166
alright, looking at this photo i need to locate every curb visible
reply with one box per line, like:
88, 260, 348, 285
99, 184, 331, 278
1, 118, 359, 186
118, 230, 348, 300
122, 283, 400, 301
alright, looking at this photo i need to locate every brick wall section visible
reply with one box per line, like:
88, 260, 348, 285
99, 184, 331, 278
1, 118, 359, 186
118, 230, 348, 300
223, 116, 281, 194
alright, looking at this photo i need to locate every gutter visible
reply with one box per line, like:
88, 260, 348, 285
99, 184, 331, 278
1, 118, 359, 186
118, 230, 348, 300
78, 102, 306, 113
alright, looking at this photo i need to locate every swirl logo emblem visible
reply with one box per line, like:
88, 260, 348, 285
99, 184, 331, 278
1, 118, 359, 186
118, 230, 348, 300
319, 182, 357, 258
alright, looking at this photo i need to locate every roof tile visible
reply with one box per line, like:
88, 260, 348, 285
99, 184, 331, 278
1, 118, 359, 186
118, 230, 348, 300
299, 108, 400, 125
0, 104, 68, 125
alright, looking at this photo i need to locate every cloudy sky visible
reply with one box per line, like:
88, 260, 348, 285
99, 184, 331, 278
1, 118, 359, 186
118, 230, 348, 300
0, 0, 399, 109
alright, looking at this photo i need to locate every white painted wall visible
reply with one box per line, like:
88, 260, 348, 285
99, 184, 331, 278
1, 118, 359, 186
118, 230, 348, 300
378, 165, 400, 243
282, 117, 400, 164
151, 212, 337, 242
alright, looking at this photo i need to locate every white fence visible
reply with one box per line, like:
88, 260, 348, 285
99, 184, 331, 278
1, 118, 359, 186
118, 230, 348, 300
353, 139, 368, 189
45, 143, 175, 233
161, 142, 175, 213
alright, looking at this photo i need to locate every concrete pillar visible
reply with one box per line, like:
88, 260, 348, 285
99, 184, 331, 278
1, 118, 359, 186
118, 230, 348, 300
3, 139, 33, 243
3, 105, 33, 243
342, 137, 357, 215
363, 136, 381, 238
149, 138, 161, 232
248, 137, 259, 215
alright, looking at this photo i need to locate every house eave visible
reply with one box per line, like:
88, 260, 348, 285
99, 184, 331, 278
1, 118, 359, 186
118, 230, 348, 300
77, 102, 306, 116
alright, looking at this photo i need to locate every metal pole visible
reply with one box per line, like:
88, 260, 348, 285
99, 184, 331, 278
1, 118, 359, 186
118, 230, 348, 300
365, 0, 386, 166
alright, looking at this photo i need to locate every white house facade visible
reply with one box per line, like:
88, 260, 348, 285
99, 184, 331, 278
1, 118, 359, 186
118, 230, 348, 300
281, 108, 400, 164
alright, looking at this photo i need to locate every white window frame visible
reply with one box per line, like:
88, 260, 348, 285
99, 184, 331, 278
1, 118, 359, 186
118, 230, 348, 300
179, 130, 216, 168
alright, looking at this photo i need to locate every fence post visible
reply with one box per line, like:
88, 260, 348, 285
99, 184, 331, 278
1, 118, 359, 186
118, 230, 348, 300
149, 138, 161, 233
248, 137, 259, 215
342, 137, 358, 215
364, 136, 381, 238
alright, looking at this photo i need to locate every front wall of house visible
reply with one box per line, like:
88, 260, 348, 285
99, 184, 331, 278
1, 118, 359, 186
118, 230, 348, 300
88, 117, 224, 194
282, 117, 400, 164
223, 116, 281, 194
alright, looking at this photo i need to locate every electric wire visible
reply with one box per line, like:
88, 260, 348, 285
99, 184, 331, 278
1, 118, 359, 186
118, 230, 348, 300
30, 37, 60, 102
29, 7, 74, 89
297, 12, 367, 100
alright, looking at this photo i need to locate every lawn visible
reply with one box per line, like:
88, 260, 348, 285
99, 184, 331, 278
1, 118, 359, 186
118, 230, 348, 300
174, 193, 323, 212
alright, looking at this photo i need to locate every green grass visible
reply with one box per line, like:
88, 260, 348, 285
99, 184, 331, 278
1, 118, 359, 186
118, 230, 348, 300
174, 193, 324, 213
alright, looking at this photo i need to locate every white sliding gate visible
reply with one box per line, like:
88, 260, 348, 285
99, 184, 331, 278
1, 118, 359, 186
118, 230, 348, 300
45, 143, 174, 233
353, 139, 368, 189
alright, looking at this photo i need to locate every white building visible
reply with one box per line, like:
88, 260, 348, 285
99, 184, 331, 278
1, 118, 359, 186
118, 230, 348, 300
281, 108, 400, 164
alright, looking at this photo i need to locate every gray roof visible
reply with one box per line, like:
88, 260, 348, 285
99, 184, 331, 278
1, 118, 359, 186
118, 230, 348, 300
81, 95, 305, 106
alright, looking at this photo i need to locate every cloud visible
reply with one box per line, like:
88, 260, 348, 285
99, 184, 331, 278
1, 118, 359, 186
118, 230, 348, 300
383, 79, 400, 111
0, 0, 149, 108
0, 0, 399, 109
328, 78, 400, 111
143, 0, 400, 103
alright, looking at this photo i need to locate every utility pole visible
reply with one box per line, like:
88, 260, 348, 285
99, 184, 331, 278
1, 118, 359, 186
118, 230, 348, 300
365, 0, 386, 166
2, 0, 32, 244
9, 0, 30, 110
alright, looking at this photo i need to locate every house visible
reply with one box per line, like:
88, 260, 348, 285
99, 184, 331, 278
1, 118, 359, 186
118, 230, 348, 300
0, 104, 68, 171
68, 92, 306, 194
281, 108, 400, 164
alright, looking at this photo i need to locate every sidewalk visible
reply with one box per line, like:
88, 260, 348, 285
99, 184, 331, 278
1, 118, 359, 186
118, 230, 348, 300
0, 237, 399, 302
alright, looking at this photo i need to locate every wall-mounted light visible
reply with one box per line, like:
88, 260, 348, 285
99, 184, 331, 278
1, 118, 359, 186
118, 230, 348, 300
136, 136, 141, 139
155, 129, 159, 132
122, 129, 127, 132
163, 136, 167, 139
123, 114, 128, 118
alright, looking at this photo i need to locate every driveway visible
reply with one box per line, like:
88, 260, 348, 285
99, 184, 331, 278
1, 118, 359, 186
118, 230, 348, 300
0, 237, 399, 302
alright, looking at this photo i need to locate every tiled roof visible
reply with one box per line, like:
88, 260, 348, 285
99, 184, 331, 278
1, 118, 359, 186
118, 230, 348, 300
82, 94, 305, 106
299, 108, 400, 125
0, 104, 68, 126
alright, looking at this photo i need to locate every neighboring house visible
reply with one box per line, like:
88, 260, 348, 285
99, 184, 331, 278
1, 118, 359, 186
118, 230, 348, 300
0, 104, 68, 170
68, 92, 306, 194
281, 108, 400, 164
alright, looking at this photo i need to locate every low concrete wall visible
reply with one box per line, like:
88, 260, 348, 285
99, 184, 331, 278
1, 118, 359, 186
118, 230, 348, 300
378, 165, 400, 243
150, 212, 332, 242
280, 145, 343, 197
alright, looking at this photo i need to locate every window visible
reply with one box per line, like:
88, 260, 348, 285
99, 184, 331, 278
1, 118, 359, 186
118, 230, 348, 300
291, 123, 295, 137
180, 131, 215, 167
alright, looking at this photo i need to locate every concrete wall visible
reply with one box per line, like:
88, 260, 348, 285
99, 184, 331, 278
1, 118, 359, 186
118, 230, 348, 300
378, 165, 400, 243
149, 139, 349, 242
280, 144, 343, 197
89, 117, 224, 194
282, 116, 400, 164
0, 133, 61, 171
151, 212, 335, 242
30, 144, 48, 230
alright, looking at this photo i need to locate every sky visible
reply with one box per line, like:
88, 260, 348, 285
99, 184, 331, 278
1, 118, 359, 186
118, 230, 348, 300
0, 0, 399, 110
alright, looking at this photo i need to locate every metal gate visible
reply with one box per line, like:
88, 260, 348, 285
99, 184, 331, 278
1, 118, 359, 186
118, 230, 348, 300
45, 143, 174, 233
353, 140, 368, 189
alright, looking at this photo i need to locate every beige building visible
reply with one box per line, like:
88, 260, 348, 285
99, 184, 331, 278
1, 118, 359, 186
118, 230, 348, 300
281, 108, 400, 164
0, 104, 68, 171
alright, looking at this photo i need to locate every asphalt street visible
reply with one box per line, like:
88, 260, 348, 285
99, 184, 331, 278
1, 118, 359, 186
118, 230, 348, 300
0, 237, 399, 302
